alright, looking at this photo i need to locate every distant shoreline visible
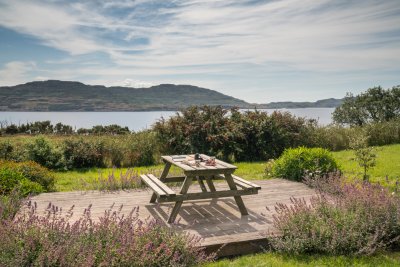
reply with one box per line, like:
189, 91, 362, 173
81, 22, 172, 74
0, 107, 337, 112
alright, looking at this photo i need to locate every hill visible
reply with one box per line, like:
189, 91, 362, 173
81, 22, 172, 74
0, 80, 250, 111
257, 98, 343, 109
0, 80, 343, 111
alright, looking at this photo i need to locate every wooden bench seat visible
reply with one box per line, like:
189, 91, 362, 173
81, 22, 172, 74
215, 174, 261, 192
232, 175, 261, 190
140, 174, 176, 201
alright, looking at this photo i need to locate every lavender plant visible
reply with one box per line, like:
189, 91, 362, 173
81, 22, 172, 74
0, 200, 213, 266
271, 173, 400, 255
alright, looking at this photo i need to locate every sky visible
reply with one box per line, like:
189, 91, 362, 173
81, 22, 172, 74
0, 0, 399, 103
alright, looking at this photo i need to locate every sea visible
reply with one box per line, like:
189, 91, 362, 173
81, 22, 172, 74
0, 108, 335, 132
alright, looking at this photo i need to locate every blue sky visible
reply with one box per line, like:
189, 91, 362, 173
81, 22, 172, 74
0, 0, 399, 103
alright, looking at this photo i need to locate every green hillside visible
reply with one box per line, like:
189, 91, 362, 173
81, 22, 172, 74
0, 80, 250, 111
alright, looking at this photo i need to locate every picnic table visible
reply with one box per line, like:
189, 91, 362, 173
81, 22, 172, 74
140, 154, 261, 223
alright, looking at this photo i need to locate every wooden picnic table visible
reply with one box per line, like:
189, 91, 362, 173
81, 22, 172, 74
140, 154, 261, 223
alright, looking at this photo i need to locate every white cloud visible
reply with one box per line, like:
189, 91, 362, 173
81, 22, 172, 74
0, 61, 36, 86
0, 0, 399, 101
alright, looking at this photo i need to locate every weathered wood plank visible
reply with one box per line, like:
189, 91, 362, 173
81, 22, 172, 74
147, 174, 176, 196
140, 174, 166, 197
232, 175, 261, 190
157, 188, 257, 203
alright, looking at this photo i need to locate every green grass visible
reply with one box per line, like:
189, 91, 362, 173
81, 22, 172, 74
54, 162, 268, 191
53, 144, 399, 191
333, 144, 400, 188
204, 252, 400, 267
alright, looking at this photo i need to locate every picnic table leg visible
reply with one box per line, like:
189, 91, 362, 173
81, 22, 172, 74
205, 176, 216, 192
168, 175, 193, 223
197, 176, 208, 192
150, 162, 171, 203
224, 173, 249, 215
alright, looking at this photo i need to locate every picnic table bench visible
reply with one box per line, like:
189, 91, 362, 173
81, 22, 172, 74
140, 154, 261, 223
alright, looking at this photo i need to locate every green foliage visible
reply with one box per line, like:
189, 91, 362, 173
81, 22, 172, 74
333, 86, 400, 126
154, 106, 316, 161
125, 131, 157, 166
0, 139, 13, 160
26, 136, 64, 169
0, 160, 54, 195
63, 138, 106, 169
349, 133, 377, 181
272, 147, 338, 181
0, 166, 44, 196
205, 252, 400, 267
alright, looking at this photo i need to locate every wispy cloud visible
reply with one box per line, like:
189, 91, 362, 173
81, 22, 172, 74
0, 0, 399, 101
0, 61, 36, 86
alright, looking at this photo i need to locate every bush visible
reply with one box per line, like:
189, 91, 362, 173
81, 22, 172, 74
0, 166, 44, 196
63, 138, 106, 169
0, 139, 13, 160
0, 160, 54, 194
271, 174, 400, 255
125, 131, 157, 166
0, 204, 213, 266
26, 136, 64, 169
154, 106, 317, 162
271, 147, 338, 181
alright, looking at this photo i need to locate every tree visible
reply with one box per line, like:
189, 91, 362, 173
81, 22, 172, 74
350, 133, 376, 181
333, 86, 400, 126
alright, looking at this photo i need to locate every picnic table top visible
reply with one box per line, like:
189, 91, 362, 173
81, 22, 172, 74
161, 154, 237, 173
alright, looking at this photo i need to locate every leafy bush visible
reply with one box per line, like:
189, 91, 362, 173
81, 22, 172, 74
271, 174, 400, 255
0, 166, 44, 196
125, 131, 157, 166
154, 106, 316, 161
0, 160, 54, 195
26, 136, 64, 169
0, 139, 13, 160
0, 204, 213, 266
63, 138, 106, 169
271, 147, 338, 181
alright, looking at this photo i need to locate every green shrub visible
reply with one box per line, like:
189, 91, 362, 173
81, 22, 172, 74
0, 160, 54, 194
0, 168, 24, 195
0, 166, 44, 196
125, 131, 157, 166
63, 138, 106, 169
26, 136, 64, 169
0, 140, 13, 160
272, 147, 338, 181
154, 106, 317, 162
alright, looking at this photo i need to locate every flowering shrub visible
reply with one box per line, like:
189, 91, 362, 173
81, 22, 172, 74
0, 201, 213, 266
271, 174, 400, 255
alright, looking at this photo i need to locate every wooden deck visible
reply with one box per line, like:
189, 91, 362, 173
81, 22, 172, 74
29, 179, 316, 257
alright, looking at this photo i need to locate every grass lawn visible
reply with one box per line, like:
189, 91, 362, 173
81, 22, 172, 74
333, 144, 400, 188
53, 144, 400, 191
204, 252, 400, 267
53, 162, 269, 191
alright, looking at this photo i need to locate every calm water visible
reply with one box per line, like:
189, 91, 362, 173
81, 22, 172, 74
0, 108, 334, 131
